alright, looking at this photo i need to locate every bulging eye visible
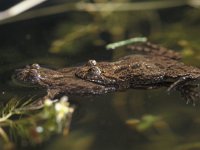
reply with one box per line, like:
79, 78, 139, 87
87, 60, 97, 66
88, 66, 101, 76
26, 69, 41, 83
31, 64, 40, 69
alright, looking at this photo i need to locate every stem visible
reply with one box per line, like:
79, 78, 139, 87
0, 127, 9, 143
0, 113, 12, 123
0, 1, 189, 25
106, 37, 147, 50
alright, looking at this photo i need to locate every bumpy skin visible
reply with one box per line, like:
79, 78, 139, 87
14, 42, 200, 105
14, 64, 116, 99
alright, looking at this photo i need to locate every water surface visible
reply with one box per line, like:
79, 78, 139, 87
0, 4, 200, 150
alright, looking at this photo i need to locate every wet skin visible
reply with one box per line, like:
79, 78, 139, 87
14, 42, 200, 105
14, 64, 116, 100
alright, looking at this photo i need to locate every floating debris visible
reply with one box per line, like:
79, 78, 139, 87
106, 37, 147, 50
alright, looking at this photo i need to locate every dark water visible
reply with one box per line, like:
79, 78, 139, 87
1, 3, 200, 150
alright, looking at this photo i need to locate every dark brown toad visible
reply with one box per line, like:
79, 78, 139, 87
14, 42, 200, 105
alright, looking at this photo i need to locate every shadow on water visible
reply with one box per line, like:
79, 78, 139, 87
0, 1, 200, 150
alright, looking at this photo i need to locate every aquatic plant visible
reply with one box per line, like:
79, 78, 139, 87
0, 96, 74, 149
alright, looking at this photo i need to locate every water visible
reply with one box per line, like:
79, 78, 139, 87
0, 3, 200, 150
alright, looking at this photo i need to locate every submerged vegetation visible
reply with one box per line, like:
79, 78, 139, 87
0, 96, 74, 149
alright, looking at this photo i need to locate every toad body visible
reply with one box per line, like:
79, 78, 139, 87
14, 42, 200, 105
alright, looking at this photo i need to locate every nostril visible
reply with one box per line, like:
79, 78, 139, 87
16, 71, 24, 80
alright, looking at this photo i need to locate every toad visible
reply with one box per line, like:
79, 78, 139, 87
14, 42, 200, 105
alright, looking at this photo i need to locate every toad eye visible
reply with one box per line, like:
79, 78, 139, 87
88, 66, 101, 76
87, 60, 97, 66
27, 69, 41, 82
25, 64, 40, 70
31, 64, 40, 69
